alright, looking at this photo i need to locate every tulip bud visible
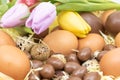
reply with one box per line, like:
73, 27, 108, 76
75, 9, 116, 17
16, 0, 38, 7
0, 3, 30, 28
58, 11, 91, 38
25, 2, 56, 34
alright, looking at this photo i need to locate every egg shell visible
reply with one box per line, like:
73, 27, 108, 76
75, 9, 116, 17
43, 30, 78, 55
100, 10, 116, 26
78, 33, 105, 53
100, 48, 120, 77
115, 32, 120, 47
0, 45, 30, 80
0, 72, 14, 80
0, 30, 16, 46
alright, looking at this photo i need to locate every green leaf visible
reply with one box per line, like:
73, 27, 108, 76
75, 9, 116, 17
0, 4, 8, 17
54, 0, 88, 3
14, 27, 33, 35
23, 27, 33, 34
55, 0, 111, 3
56, 1, 120, 11
40, 0, 49, 2
7, 0, 16, 8
88, 0, 111, 3
0, 0, 7, 4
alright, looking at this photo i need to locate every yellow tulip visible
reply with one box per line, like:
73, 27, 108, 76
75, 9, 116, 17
58, 11, 91, 38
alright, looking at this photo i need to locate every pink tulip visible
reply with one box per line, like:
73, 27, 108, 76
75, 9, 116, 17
0, 3, 30, 28
16, 0, 38, 7
25, 2, 56, 34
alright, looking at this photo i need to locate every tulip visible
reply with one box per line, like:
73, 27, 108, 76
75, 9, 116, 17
58, 11, 91, 38
16, 0, 38, 7
0, 3, 30, 28
25, 2, 56, 34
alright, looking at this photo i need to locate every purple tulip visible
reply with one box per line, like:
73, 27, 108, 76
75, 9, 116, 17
0, 3, 30, 28
25, 2, 56, 34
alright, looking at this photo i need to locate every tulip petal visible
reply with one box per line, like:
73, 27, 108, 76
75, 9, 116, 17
0, 3, 30, 28
26, 2, 56, 34
33, 11, 56, 34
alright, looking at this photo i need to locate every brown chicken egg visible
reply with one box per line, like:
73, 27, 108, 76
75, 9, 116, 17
0, 30, 16, 46
43, 30, 78, 55
78, 33, 105, 53
100, 48, 120, 77
115, 32, 120, 47
0, 45, 30, 80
